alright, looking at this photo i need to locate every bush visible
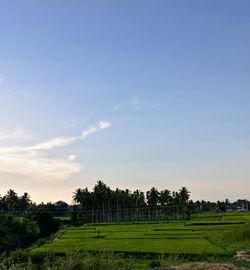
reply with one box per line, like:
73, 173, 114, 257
149, 259, 161, 268
0, 214, 40, 252
33, 212, 60, 237
30, 251, 54, 264
8, 249, 29, 264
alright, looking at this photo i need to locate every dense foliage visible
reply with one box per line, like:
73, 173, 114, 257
0, 182, 249, 224
72, 181, 191, 222
0, 214, 39, 252
0, 191, 60, 252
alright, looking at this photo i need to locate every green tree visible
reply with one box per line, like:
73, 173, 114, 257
179, 187, 190, 205
19, 192, 31, 212
4, 189, 19, 213
159, 189, 172, 206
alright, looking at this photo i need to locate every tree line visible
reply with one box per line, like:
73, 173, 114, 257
0, 182, 249, 222
1, 182, 249, 253
72, 181, 191, 222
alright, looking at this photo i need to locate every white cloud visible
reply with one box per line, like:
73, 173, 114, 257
0, 128, 33, 144
31, 137, 78, 151
0, 121, 111, 181
0, 152, 81, 181
81, 121, 111, 137
82, 127, 98, 138
68, 155, 76, 161
98, 121, 111, 129
0, 121, 111, 154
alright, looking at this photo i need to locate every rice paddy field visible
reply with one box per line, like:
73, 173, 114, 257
31, 212, 250, 258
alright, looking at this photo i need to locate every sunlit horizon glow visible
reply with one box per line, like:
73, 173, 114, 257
0, 1, 250, 204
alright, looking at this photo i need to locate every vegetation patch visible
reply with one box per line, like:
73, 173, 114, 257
31, 222, 227, 256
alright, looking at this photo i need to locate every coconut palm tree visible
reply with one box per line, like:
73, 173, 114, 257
159, 189, 172, 206
5, 189, 19, 213
179, 187, 190, 205
19, 192, 31, 212
146, 187, 160, 220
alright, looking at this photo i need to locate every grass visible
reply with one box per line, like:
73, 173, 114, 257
32, 222, 226, 256
191, 214, 250, 254
55, 216, 71, 221
2, 213, 250, 270
0, 251, 138, 270
29, 212, 250, 268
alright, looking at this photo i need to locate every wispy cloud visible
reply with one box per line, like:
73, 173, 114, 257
81, 127, 98, 138
0, 121, 111, 181
68, 155, 76, 161
132, 99, 142, 110
98, 121, 111, 129
113, 98, 167, 113
0, 74, 3, 84
135, 105, 142, 110
0, 128, 33, 145
112, 103, 124, 112
112, 98, 143, 112
0, 121, 111, 154
0, 152, 81, 181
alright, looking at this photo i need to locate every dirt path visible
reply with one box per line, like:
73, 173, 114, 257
234, 251, 250, 263
150, 261, 249, 270
174, 263, 247, 270
149, 251, 250, 270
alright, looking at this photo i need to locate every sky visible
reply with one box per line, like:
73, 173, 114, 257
0, 0, 250, 203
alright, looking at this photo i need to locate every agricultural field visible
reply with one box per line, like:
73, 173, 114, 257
31, 212, 250, 258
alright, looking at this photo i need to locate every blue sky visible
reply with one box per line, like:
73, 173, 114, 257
0, 1, 250, 203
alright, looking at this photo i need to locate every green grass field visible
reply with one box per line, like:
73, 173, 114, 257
31, 212, 250, 257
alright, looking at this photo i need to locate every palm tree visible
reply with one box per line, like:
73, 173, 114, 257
19, 192, 31, 212
177, 187, 190, 219
146, 187, 159, 207
94, 180, 111, 221
73, 181, 191, 222
0, 194, 6, 212
179, 187, 190, 205
114, 188, 122, 221
132, 190, 146, 220
5, 189, 19, 213
73, 188, 83, 204
159, 189, 172, 206
73, 188, 84, 220
146, 187, 159, 220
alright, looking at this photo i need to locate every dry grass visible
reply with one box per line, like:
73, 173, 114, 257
234, 251, 250, 263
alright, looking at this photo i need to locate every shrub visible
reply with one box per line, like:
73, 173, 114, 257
30, 251, 53, 264
149, 259, 161, 268
8, 249, 29, 264
0, 214, 40, 252
33, 212, 60, 237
